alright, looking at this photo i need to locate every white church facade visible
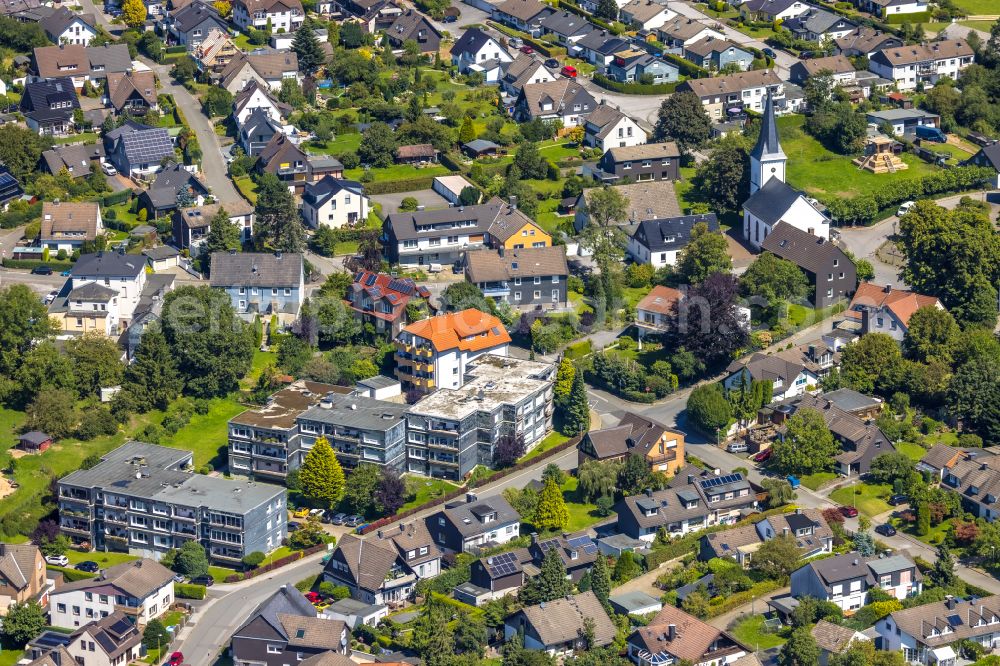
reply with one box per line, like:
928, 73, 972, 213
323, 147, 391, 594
742, 93, 830, 250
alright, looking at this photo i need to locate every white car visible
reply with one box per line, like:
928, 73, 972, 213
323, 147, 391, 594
896, 201, 915, 217
45, 555, 69, 567
43, 290, 58, 304
101, 161, 117, 176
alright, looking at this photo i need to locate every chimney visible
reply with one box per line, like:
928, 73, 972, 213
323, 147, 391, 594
531, 532, 538, 544
946, 596, 956, 610
714, 468, 721, 476
884, 284, 892, 293
229, 248, 237, 254
795, 508, 801, 514
466, 492, 478, 503
509, 195, 518, 210
377, 529, 383, 538
275, 250, 283, 259
687, 474, 694, 485
667, 624, 676, 641
645, 489, 653, 497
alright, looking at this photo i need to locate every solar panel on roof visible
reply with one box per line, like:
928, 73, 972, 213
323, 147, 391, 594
354, 271, 364, 282
947, 614, 963, 626
365, 274, 378, 286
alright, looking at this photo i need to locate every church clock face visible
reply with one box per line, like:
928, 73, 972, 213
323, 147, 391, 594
771, 167, 777, 173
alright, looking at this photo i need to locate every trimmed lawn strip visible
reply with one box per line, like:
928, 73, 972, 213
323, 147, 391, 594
521, 431, 570, 463
64, 550, 138, 567
730, 614, 790, 650
800, 472, 837, 491
829, 482, 892, 518
344, 164, 452, 183
896, 441, 927, 462
400, 477, 460, 514
162, 397, 247, 469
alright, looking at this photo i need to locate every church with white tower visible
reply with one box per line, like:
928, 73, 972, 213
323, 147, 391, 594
742, 92, 830, 250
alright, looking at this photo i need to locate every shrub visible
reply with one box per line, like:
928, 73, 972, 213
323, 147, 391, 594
175, 583, 207, 599
242, 551, 266, 568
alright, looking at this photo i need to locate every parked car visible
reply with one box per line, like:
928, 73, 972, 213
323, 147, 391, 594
304, 591, 322, 604
561, 65, 577, 78
443, 14, 456, 22
292, 507, 310, 518
875, 523, 897, 537
31, 265, 53, 275
101, 161, 117, 176
44, 290, 58, 304
762, 47, 776, 59
308, 508, 325, 520
288, 521, 301, 532
344, 515, 363, 528
888, 494, 908, 506
60, 270, 71, 276
168, 652, 184, 666
330, 512, 347, 525
753, 448, 772, 463
190, 575, 214, 587
800, 50, 815, 59
44, 555, 69, 567
520, 45, 534, 54
839, 506, 859, 518
544, 58, 559, 68
172, 574, 185, 583
786, 475, 801, 489
75, 561, 99, 573
896, 201, 916, 217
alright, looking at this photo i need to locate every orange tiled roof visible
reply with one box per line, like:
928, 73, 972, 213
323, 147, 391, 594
846, 282, 940, 328
636, 285, 683, 315
402, 308, 511, 353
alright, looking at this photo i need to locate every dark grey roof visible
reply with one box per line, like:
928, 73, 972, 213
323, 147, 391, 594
40, 6, 94, 37
297, 393, 408, 431
761, 221, 850, 274
86, 44, 132, 75
577, 30, 628, 53
385, 197, 506, 241
463, 139, 500, 153
750, 91, 783, 162
784, 7, 855, 35
632, 214, 718, 253
538, 10, 592, 37
118, 127, 174, 166
439, 494, 520, 537
450, 27, 496, 58
20, 431, 50, 445
20, 77, 79, 124
356, 375, 399, 389
743, 0, 804, 14
41, 142, 105, 178
235, 585, 317, 641
209, 251, 303, 288
804, 552, 876, 587
68, 282, 119, 300
143, 246, 180, 260
742, 178, 804, 225
72, 252, 145, 279
972, 143, 1000, 171
172, 1, 227, 32
302, 175, 364, 208
818, 388, 880, 414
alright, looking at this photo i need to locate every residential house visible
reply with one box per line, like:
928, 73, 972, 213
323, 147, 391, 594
783, 7, 857, 42
590, 142, 681, 183
123, 273, 176, 359
634, 285, 683, 336
233, 78, 291, 126
394, 143, 437, 164
677, 68, 783, 119
964, 142, 1000, 188
606, 50, 679, 84
574, 179, 681, 232
494, 0, 552, 36
301, 176, 368, 229
876, 594, 1000, 666
790, 552, 922, 611
723, 344, 826, 401
39, 201, 103, 252
916, 443, 965, 482
428, 492, 521, 554
172, 200, 254, 253
322, 527, 440, 604
405, 355, 555, 478
627, 605, 748, 666
504, 591, 617, 658
232, 0, 303, 33
166, 2, 230, 50
740, 0, 810, 21
29, 612, 143, 666
812, 620, 870, 666
104, 122, 175, 178
32, 44, 131, 90
209, 251, 304, 322
855, 0, 928, 18
755, 508, 834, 557
230, 586, 350, 666
450, 27, 512, 75
345, 270, 430, 338
227, 380, 352, 481
0, 543, 51, 616
49, 559, 174, 628
515, 78, 596, 127
48, 281, 121, 337
137, 164, 209, 219
538, 11, 593, 45
683, 37, 753, 72
296, 393, 409, 471
628, 213, 718, 268
238, 108, 284, 156
578, 411, 685, 475
583, 104, 647, 151
760, 221, 857, 307
500, 53, 556, 97
0, 168, 23, 210
393, 308, 510, 395
789, 54, 858, 87
822, 388, 883, 419
483, 199, 552, 250
843, 282, 942, 342
464, 246, 569, 310
743, 93, 830, 249
657, 16, 725, 48
49, 250, 149, 337
869, 40, 974, 91
256, 134, 341, 193
699, 525, 764, 568
619, 0, 674, 31
458, 553, 525, 606
20, 77, 79, 135
105, 71, 158, 116
938, 449, 1000, 521
192, 28, 239, 72
834, 26, 902, 58
57, 441, 287, 562
385, 10, 441, 54
576, 30, 630, 67
221, 50, 300, 94
865, 108, 939, 137
40, 7, 96, 45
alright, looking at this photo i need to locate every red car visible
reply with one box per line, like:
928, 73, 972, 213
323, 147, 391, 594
168, 652, 183, 666
520, 45, 534, 54
839, 506, 859, 518
561, 65, 577, 78
304, 591, 322, 604
753, 448, 772, 463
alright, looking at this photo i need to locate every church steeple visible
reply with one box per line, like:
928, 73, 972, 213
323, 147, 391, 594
749, 90, 786, 194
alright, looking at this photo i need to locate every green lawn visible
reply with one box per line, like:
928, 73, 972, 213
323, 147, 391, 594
241, 350, 278, 389
896, 441, 927, 462
0, 649, 24, 666
778, 115, 944, 201
800, 472, 837, 491
559, 476, 601, 533
208, 565, 237, 583
64, 550, 138, 567
105, 201, 141, 227
54, 132, 98, 145
400, 477, 460, 513
730, 615, 790, 650
234, 176, 258, 204
521, 431, 571, 463
344, 164, 452, 183
162, 397, 247, 469
953, 0, 997, 14
0, 407, 25, 451
303, 133, 363, 156
829, 482, 893, 518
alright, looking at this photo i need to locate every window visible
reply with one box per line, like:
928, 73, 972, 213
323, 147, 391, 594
552, 275, 559, 283
284, 288, 291, 296
514, 292, 521, 301
533, 276, 541, 285
267, 646, 282, 654
533, 290, 541, 299
271, 288, 277, 296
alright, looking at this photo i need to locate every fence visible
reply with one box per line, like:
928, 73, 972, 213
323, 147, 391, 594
222, 542, 329, 583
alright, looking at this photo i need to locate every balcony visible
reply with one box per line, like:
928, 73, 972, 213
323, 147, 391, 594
427, 440, 458, 451
61, 524, 91, 536
253, 467, 288, 480
210, 550, 243, 563
481, 283, 511, 298
104, 514, 127, 525
253, 448, 288, 461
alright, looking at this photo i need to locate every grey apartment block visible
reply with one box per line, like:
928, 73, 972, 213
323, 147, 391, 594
405, 355, 555, 481
58, 441, 286, 565
296, 394, 409, 471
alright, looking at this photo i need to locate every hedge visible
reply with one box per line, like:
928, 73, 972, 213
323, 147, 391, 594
705, 579, 784, 618
0, 202, 42, 229
175, 583, 206, 600
661, 51, 710, 79
3, 258, 73, 270
222, 543, 328, 583
363, 176, 440, 195
552, 0, 615, 33
101, 189, 133, 207
47, 566, 97, 582
886, 10, 930, 23
165, 45, 187, 54
360, 434, 583, 535
438, 151, 465, 172
593, 73, 679, 95
488, 21, 564, 57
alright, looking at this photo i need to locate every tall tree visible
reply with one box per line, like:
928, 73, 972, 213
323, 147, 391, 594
772, 407, 838, 475
520, 547, 570, 604
591, 554, 611, 606
839, 332, 903, 394
594, 0, 618, 19
16, 342, 76, 404
343, 463, 381, 516
292, 23, 325, 76
374, 466, 406, 515
121, 329, 182, 412
533, 477, 569, 531
494, 433, 526, 468
694, 134, 750, 211
458, 117, 476, 144
554, 357, 575, 406
563, 371, 590, 436
121, 0, 147, 28
160, 286, 254, 397
357, 121, 396, 168
299, 436, 346, 507
0, 284, 56, 378
65, 333, 124, 398
753, 534, 804, 579
0, 125, 50, 183
617, 453, 651, 495
653, 91, 712, 152
686, 383, 732, 434
577, 459, 618, 502
675, 272, 748, 366
676, 222, 732, 285
779, 627, 820, 666
903, 306, 960, 364
948, 355, 1000, 445
26, 388, 76, 438
1, 601, 47, 645
740, 252, 809, 304
254, 173, 305, 252
201, 207, 242, 273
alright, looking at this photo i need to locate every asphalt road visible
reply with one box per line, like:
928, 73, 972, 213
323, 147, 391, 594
0, 269, 66, 294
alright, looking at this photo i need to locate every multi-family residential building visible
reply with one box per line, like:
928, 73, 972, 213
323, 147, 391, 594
869, 40, 974, 91
345, 271, 430, 338
500, 53, 557, 97
834, 26, 902, 57
394, 309, 511, 395
232, 0, 303, 33
40, 7, 97, 45
843, 282, 942, 342
164, 2, 230, 49
301, 176, 369, 229
761, 221, 857, 308
295, 393, 409, 471
220, 50, 300, 95
515, 78, 596, 127
583, 104, 647, 152
39, 201, 103, 252
172, 200, 255, 253
209, 251, 304, 322
683, 37, 754, 72
627, 605, 748, 666
32, 44, 131, 90
589, 142, 682, 183
0, 543, 52, 616
464, 246, 569, 310
628, 213, 719, 268
230, 586, 350, 666
406, 354, 554, 479
49, 559, 174, 628
677, 69, 783, 119
877, 594, 1000, 666
228, 380, 353, 481
62, 250, 146, 324
579, 411, 685, 474
57, 441, 287, 564
20, 78, 80, 136
504, 592, 617, 658
934, 448, 1000, 521
428, 492, 521, 554
790, 552, 922, 611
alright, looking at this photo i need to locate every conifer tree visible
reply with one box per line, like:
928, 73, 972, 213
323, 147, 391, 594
533, 477, 569, 531
123, 329, 182, 412
554, 357, 575, 406
563, 371, 590, 435
299, 436, 345, 507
